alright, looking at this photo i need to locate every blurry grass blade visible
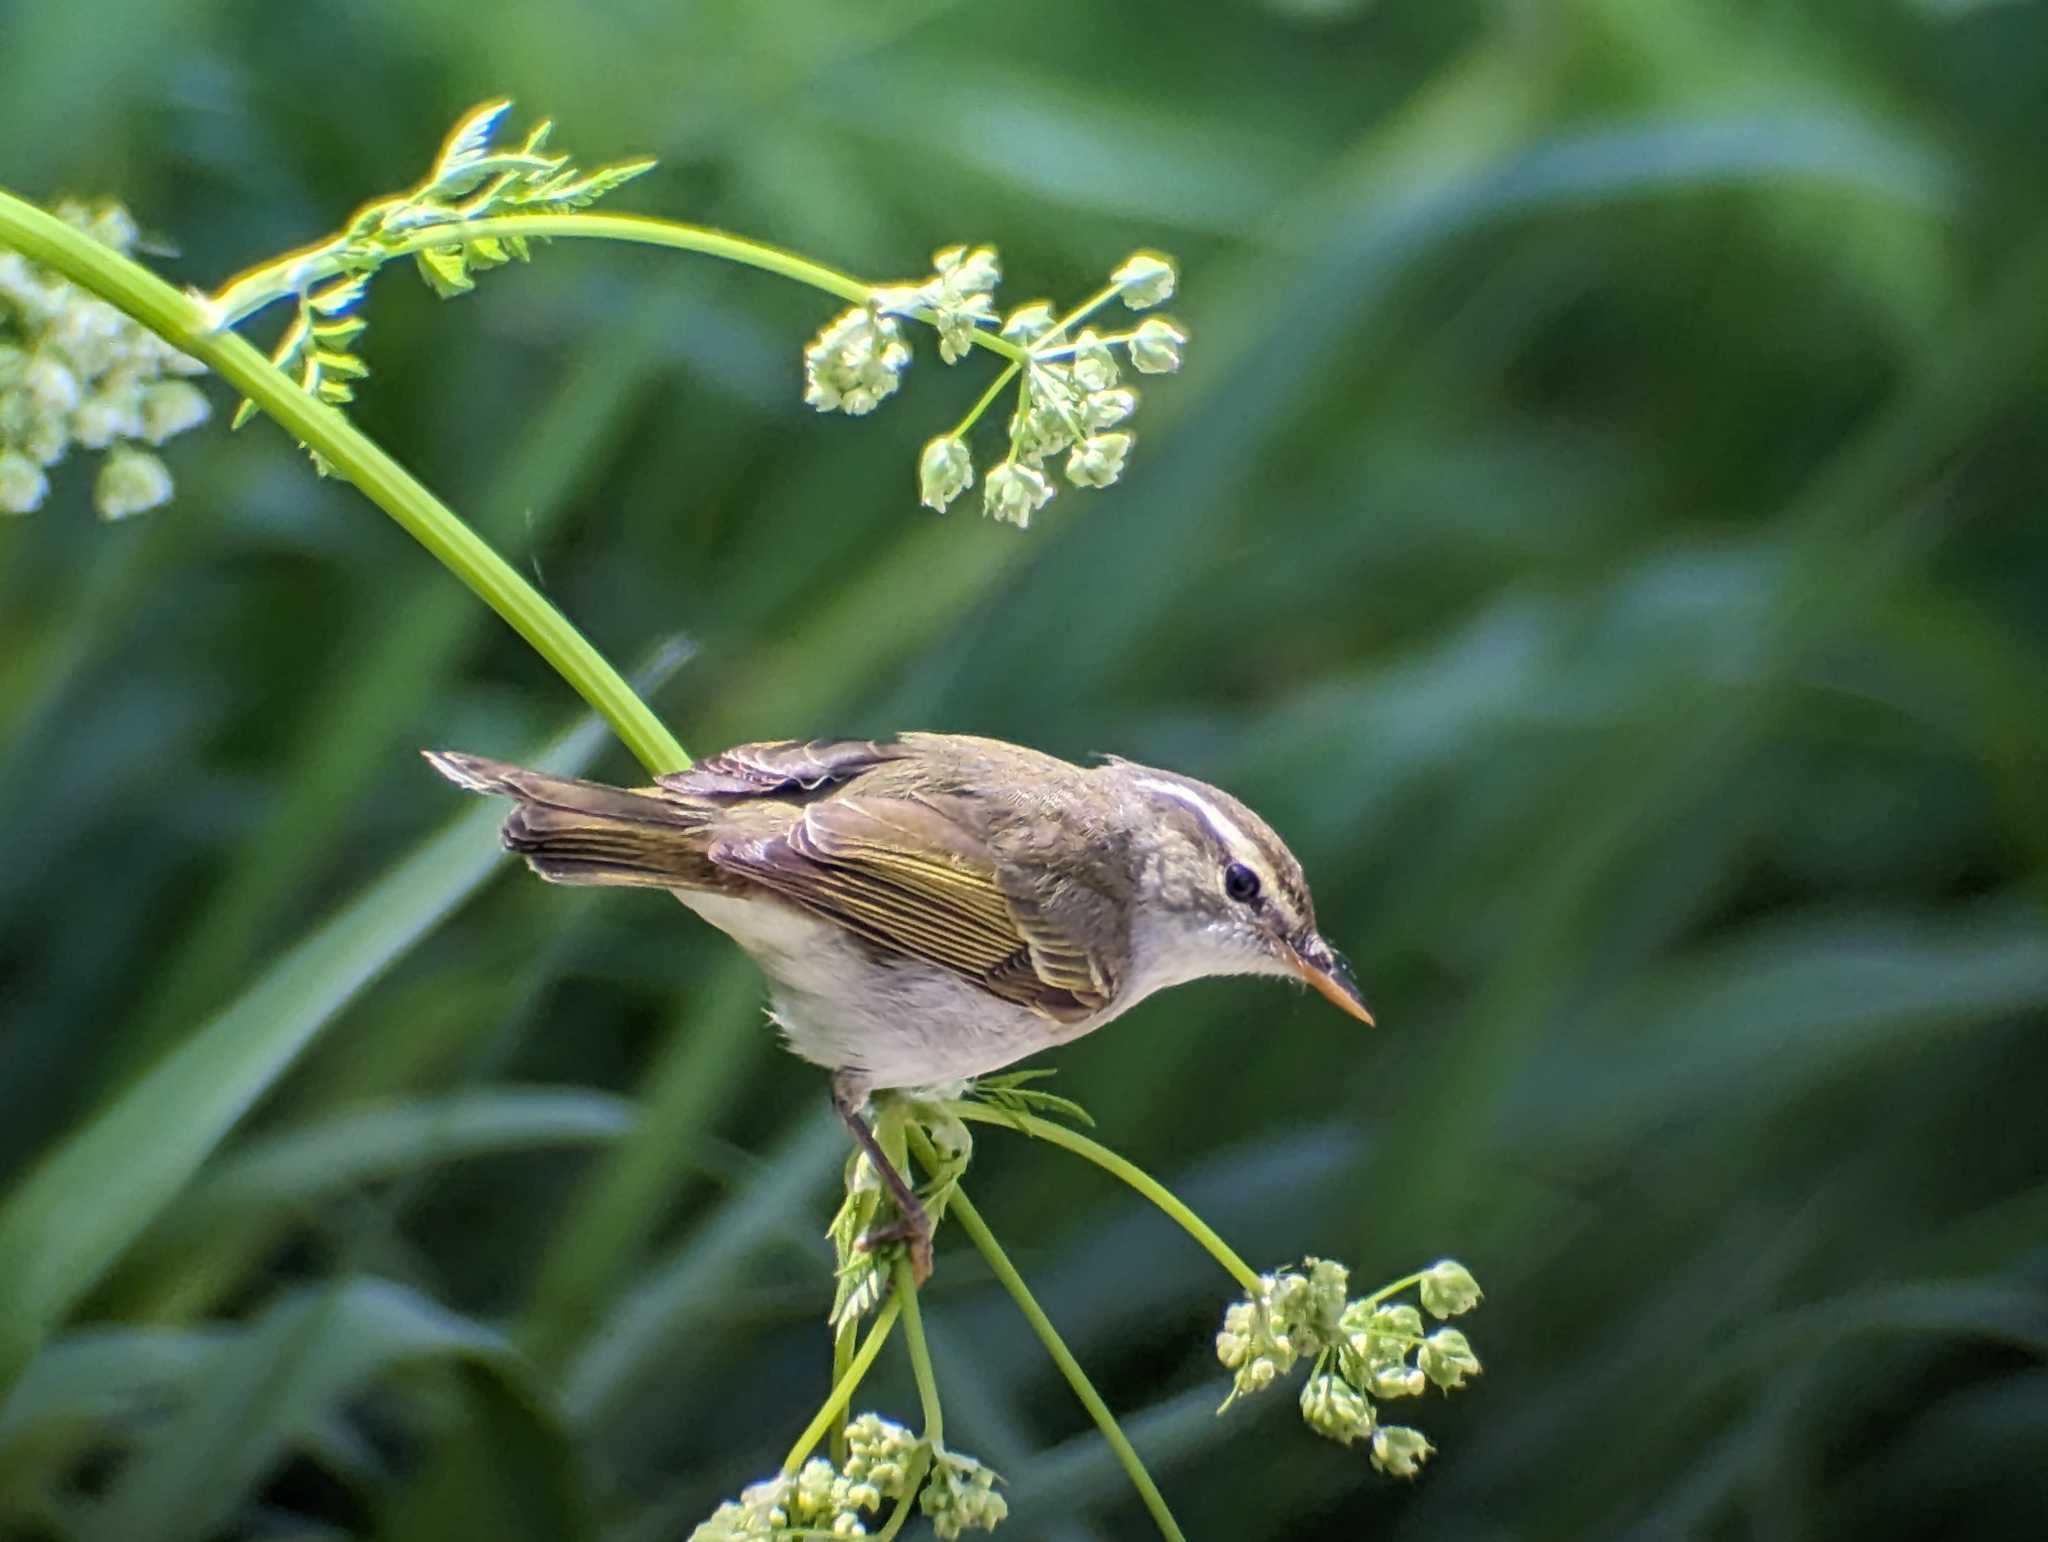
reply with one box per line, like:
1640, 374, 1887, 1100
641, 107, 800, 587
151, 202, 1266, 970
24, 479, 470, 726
79, 1276, 585, 1542
521, 958, 765, 1373
0, 708, 616, 1385
122, 300, 679, 1063
564, 1109, 844, 1433
128, 1087, 634, 1277
0, 1325, 226, 1528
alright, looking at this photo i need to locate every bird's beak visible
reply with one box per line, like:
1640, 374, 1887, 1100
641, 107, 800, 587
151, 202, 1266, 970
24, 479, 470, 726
1291, 934, 1375, 1025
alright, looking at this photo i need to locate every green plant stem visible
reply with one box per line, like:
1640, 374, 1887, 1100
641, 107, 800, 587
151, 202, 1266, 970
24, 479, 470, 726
872, 1257, 945, 1542
951, 358, 1024, 438
0, 186, 689, 775
874, 1443, 933, 1542
895, 1260, 944, 1447
781, 1295, 903, 1475
944, 1181, 1188, 1542
829, 1314, 858, 1467
945, 1103, 1262, 1296
207, 211, 1033, 367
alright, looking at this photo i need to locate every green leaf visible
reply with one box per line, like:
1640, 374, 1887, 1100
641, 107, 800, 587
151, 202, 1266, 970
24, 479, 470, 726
439, 98, 513, 171
0, 711, 613, 1384
413, 244, 472, 297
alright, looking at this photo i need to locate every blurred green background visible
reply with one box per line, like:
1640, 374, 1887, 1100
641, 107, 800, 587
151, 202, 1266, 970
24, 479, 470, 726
4, 0, 2047, 1537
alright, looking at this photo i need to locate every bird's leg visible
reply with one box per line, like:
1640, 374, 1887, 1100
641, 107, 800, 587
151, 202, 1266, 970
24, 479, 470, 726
831, 1072, 934, 1285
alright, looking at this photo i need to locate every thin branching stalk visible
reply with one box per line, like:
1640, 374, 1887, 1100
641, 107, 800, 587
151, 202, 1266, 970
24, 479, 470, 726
947, 1102, 1262, 1295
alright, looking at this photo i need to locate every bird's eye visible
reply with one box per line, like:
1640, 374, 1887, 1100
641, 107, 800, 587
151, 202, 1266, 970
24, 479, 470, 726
1223, 862, 1262, 904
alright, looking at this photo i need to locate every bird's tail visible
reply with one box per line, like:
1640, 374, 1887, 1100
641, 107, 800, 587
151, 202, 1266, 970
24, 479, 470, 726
423, 750, 723, 891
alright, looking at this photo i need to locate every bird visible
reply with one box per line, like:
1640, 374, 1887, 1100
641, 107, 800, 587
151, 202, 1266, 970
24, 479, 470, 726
424, 732, 1372, 1280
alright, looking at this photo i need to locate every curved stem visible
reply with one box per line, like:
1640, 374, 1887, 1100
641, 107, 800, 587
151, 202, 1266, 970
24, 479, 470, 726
0, 185, 690, 775
946, 1183, 1188, 1542
894, 1259, 944, 1447
870, 1258, 945, 1542
945, 1103, 1262, 1296
781, 1294, 903, 1474
207, 211, 1033, 367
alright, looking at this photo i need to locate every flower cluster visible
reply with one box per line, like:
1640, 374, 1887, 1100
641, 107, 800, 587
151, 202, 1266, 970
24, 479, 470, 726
920, 1449, 1008, 1539
688, 1418, 1007, 1541
1216, 1257, 1483, 1480
0, 199, 209, 518
804, 245, 1187, 529
688, 1415, 920, 1540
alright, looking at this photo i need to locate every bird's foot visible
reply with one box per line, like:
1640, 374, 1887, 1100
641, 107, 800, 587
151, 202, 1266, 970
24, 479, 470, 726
855, 1198, 934, 1286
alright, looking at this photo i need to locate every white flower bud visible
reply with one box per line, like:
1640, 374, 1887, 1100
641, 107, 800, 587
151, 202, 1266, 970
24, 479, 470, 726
94, 445, 173, 520
1419, 1259, 1483, 1318
72, 391, 140, 450
933, 243, 1000, 295
1064, 431, 1131, 489
919, 435, 974, 511
1001, 302, 1055, 344
1071, 330, 1118, 393
1084, 387, 1137, 430
804, 306, 911, 415
1128, 316, 1186, 374
23, 355, 80, 414
1112, 251, 1177, 309
0, 449, 49, 515
983, 462, 1052, 527
140, 380, 211, 443
1370, 1424, 1434, 1479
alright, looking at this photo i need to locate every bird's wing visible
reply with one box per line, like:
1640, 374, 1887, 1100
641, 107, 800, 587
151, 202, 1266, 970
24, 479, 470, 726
655, 738, 908, 799
707, 794, 1114, 1021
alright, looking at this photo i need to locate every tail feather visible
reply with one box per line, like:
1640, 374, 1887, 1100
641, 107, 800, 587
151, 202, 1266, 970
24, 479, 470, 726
423, 750, 723, 890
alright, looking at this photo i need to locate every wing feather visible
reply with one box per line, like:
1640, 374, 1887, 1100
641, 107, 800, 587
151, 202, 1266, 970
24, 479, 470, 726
709, 794, 1112, 1020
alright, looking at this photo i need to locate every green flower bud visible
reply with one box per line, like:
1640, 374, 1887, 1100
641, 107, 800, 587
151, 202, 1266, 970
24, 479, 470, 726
1418, 1327, 1482, 1390
1128, 316, 1186, 374
983, 462, 1052, 527
1306, 1257, 1350, 1327
1112, 251, 1177, 309
1419, 1260, 1483, 1318
0, 449, 49, 515
1298, 1372, 1374, 1446
140, 380, 211, 443
94, 445, 172, 520
1366, 1362, 1426, 1400
919, 435, 974, 511
1371, 1424, 1434, 1479
1065, 432, 1131, 489
921, 1450, 1007, 1539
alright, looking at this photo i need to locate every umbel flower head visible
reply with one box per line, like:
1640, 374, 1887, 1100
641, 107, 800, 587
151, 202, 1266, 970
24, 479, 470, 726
1216, 1256, 1484, 1482
0, 198, 209, 518
686, 1416, 1007, 1541
800, 242, 1189, 528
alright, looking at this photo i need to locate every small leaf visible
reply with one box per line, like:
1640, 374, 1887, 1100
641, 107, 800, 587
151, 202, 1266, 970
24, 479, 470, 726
439, 98, 513, 169
414, 245, 472, 297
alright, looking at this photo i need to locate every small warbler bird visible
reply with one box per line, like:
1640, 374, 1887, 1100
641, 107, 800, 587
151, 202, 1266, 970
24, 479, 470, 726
425, 733, 1371, 1279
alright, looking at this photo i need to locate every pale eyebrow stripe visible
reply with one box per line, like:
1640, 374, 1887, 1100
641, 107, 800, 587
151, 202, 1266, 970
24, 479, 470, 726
1130, 775, 1251, 854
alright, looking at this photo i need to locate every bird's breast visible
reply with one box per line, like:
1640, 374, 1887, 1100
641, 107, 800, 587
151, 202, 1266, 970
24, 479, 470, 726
673, 889, 1117, 1090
